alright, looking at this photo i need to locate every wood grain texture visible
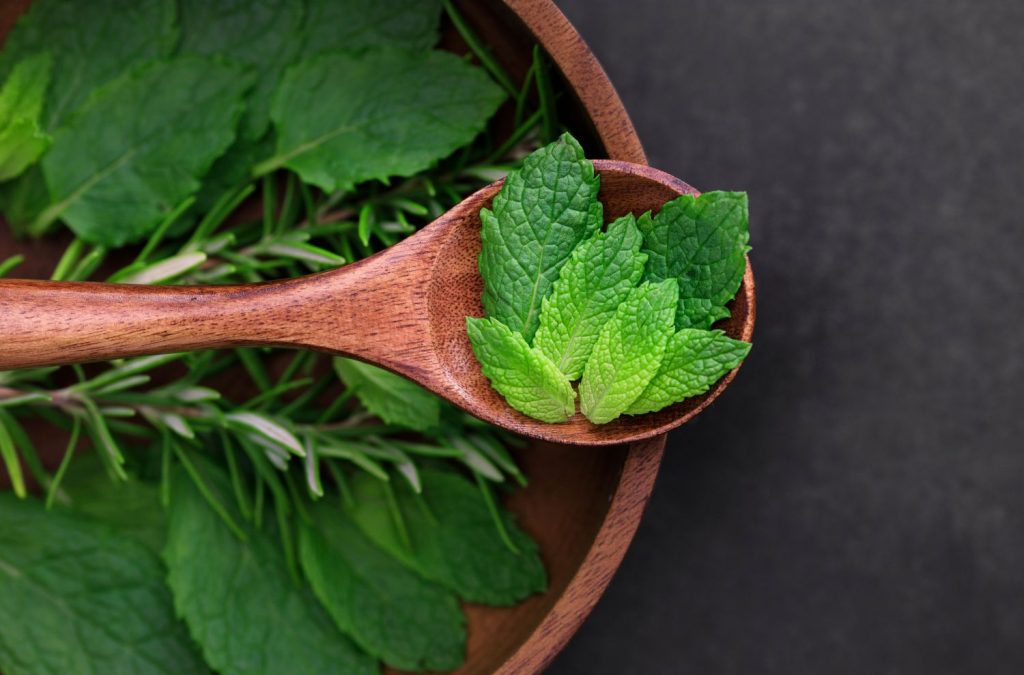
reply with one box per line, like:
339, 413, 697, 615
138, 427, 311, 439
0, 161, 754, 447
0, 0, 754, 672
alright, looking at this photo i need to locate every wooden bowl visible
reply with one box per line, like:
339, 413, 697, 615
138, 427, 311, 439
0, 2, 755, 673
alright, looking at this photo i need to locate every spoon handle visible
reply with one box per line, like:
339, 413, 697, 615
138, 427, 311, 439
0, 277, 316, 370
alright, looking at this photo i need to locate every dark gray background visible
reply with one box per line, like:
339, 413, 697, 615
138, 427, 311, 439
551, 1, 1024, 673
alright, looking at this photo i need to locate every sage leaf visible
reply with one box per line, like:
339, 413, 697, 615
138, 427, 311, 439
164, 465, 376, 675
38, 57, 253, 246
478, 133, 603, 342
257, 49, 504, 191
0, 494, 207, 675
333, 357, 441, 432
299, 504, 466, 671
579, 279, 679, 424
347, 467, 547, 605
533, 213, 648, 379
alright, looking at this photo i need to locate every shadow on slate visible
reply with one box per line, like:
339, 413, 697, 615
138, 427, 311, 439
551, 0, 1024, 673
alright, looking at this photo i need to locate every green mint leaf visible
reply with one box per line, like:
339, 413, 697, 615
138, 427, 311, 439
58, 454, 167, 555
579, 279, 679, 424
333, 357, 441, 432
478, 132, 602, 342
299, 503, 466, 671
39, 57, 253, 247
177, 0, 302, 141
0, 0, 178, 131
466, 316, 576, 423
638, 191, 750, 329
0, 494, 207, 675
259, 49, 504, 191
347, 467, 547, 605
302, 0, 442, 56
0, 53, 52, 181
164, 464, 375, 675
533, 213, 647, 379
0, 164, 48, 229
626, 329, 752, 415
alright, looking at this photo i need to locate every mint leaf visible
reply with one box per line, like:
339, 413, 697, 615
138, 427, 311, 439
0, 165, 47, 229
0, 0, 177, 131
302, 0, 442, 56
299, 504, 466, 671
177, 0, 302, 141
164, 465, 375, 675
59, 454, 167, 554
639, 191, 750, 329
626, 329, 751, 415
39, 58, 252, 246
478, 133, 603, 342
0, 53, 52, 181
333, 357, 441, 432
258, 49, 504, 191
534, 213, 647, 379
0, 494, 207, 675
466, 316, 576, 423
579, 279, 679, 424
347, 467, 547, 605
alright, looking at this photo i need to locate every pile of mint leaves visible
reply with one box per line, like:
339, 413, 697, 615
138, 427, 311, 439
0, 0, 563, 673
468, 134, 752, 424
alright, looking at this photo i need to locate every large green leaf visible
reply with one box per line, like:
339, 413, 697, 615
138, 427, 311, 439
478, 133, 603, 342
299, 503, 466, 671
257, 49, 504, 191
164, 464, 375, 675
347, 467, 547, 605
0, 0, 178, 131
38, 57, 253, 246
301, 0, 442, 56
0, 494, 207, 675
0, 52, 52, 181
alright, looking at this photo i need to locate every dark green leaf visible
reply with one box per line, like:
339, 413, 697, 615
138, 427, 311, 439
38, 57, 253, 246
0, 494, 207, 675
347, 467, 546, 605
299, 503, 466, 671
257, 49, 504, 191
164, 464, 375, 675
333, 357, 441, 432
301, 0, 442, 56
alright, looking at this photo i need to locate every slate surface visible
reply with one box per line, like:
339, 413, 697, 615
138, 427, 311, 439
551, 1, 1024, 673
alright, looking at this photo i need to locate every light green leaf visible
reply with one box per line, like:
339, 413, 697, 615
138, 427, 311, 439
224, 411, 304, 456
0, 53, 52, 181
38, 57, 253, 246
301, 0, 442, 56
347, 467, 547, 605
534, 213, 647, 379
0, 0, 177, 131
177, 0, 303, 141
299, 503, 466, 671
466, 316, 576, 423
579, 280, 679, 424
164, 465, 375, 675
257, 49, 504, 191
479, 132, 603, 342
626, 329, 751, 415
0, 494, 208, 675
333, 357, 441, 432
639, 191, 749, 329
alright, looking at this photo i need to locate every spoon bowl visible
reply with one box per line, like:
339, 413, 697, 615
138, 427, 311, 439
0, 160, 754, 446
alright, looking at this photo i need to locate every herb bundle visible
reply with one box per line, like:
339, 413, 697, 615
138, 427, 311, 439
468, 134, 752, 424
0, 0, 561, 673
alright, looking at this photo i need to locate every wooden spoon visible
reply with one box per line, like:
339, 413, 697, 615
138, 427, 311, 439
0, 160, 755, 446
